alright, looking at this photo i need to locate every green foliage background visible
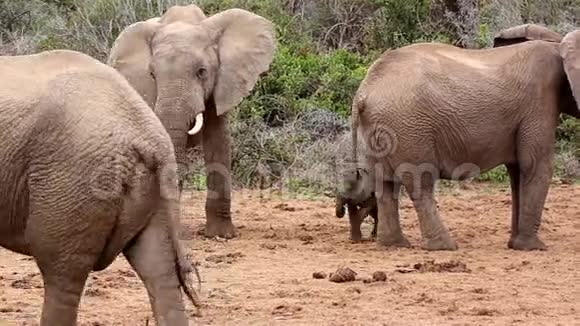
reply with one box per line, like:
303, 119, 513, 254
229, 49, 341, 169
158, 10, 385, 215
1, 0, 578, 189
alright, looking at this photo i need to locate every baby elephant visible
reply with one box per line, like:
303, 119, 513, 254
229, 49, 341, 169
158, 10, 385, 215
335, 167, 377, 241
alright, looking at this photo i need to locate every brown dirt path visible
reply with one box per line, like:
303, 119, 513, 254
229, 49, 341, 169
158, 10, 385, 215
0, 183, 578, 325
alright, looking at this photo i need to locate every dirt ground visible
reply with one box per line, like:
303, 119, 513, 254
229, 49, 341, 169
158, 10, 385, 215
0, 183, 578, 325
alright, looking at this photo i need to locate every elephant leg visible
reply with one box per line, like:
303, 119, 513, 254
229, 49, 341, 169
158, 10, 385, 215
376, 180, 410, 248
509, 158, 551, 251
38, 269, 89, 325
370, 205, 378, 238
404, 177, 457, 251
123, 216, 189, 326
335, 195, 346, 218
346, 204, 363, 241
27, 210, 99, 325
506, 164, 520, 248
202, 109, 237, 239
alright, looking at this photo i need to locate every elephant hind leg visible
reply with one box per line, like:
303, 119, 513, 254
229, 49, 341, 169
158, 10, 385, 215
403, 176, 457, 251
376, 180, 410, 248
123, 212, 190, 326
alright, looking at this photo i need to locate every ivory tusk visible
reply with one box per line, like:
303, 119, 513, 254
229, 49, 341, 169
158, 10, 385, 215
187, 113, 204, 135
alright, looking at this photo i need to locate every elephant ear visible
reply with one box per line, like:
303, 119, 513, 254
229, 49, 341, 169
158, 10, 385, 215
202, 9, 277, 116
159, 4, 206, 25
560, 30, 580, 113
493, 24, 563, 48
107, 18, 160, 108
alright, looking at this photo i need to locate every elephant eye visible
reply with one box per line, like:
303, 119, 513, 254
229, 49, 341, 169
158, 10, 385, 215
149, 71, 156, 80
196, 67, 207, 79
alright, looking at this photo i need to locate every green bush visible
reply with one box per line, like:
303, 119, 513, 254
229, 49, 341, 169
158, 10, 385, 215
236, 45, 374, 124
476, 166, 509, 183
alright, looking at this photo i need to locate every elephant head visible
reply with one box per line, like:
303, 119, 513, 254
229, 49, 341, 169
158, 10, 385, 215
107, 5, 277, 149
492, 24, 580, 118
560, 30, 580, 114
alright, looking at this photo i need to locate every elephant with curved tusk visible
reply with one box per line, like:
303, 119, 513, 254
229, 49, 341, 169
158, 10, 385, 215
107, 5, 277, 239
351, 24, 580, 251
0, 49, 200, 325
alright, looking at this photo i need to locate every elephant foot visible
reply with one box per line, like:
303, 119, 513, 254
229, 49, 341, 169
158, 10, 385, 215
350, 232, 363, 242
204, 219, 238, 239
508, 235, 546, 251
377, 234, 411, 248
349, 224, 364, 242
422, 235, 458, 251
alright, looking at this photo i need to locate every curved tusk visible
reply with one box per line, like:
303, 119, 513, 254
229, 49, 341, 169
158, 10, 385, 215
187, 113, 204, 135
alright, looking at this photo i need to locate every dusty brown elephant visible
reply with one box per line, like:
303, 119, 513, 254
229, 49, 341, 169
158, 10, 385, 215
107, 5, 277, 238
351, 24, 579, 251
0, 49, 200, 325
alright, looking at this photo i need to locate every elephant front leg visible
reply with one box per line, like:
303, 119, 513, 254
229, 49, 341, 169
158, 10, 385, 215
376, 180, 410, 248
202, 110, 237, 238
508, 159, 551, 251
39, 272, 88, 325
27, 207, 97, 325
346, 204, 363, 241
335, 195, 346, 218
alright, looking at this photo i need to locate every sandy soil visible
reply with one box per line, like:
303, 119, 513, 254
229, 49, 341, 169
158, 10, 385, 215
0, 183, 578, 325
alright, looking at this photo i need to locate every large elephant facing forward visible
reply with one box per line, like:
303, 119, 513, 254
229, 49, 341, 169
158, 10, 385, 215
351, 25, 579, 251
107, 5, 276, 238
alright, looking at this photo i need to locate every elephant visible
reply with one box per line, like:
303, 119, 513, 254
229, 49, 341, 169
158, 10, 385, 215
107, 4, 277, 239
350, 24, 579, 251
335, 165, 378, 241
0, 49, 200, 325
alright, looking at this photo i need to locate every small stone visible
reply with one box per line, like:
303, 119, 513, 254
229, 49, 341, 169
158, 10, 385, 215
372, 271, 387, 282
261, 243, 277, 250
312, 271, 327, 279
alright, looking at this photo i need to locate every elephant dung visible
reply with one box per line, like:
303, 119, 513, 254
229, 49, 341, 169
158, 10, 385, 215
372, 271, 387, 282
329, 267, 357, 283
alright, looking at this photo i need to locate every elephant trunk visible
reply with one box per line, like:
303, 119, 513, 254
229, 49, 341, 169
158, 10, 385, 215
155, 86, 205, 146
154, 80, 206, 186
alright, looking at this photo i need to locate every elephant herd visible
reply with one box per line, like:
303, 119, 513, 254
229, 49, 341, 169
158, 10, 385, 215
0, 4, 577, 326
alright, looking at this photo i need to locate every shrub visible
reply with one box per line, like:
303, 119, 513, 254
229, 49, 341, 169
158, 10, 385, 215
235, 44, 374, 126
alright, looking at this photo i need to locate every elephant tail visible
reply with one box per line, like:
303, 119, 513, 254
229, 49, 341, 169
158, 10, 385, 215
167, 206, 203, 312
139, 144, 203, 312
152, 159, 203, 312
350, 93, 364, 164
